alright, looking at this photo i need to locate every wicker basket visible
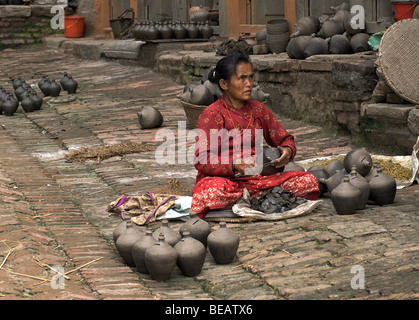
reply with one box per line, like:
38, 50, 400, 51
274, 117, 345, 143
181, 100, 207, 128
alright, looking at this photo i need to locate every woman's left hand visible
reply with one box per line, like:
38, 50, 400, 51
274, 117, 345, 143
270, 146, 293, 169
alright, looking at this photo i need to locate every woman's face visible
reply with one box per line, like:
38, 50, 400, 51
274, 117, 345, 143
221, 62, 254, 103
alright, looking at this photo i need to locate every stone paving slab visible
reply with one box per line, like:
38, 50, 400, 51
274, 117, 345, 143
0, 44, 417, 301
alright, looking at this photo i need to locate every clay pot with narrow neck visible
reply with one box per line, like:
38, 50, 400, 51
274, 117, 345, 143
2, 95, 18, 116
131, 227, 157, 274
317, 19, 345, 39
174, 231, 206, 277
179, 212, 211, 247
115, 220, 144, 267
307, 165, 330, 196
207, 221, 240, 264
63, 76, 78, 94
152, 219, 181, 247
290, 16, 320, 38
145, 233, 178, 281
329, 33, 352, 54
343, 148, 372, 177
369, 168, 397, 205
60, 72, 70, 87
319, 168, 347, 193
40, 79, 51, 96
14, 83, 27, 101
186, 22, 199, 39
325, 159, 344, 175
304, 36, 330, 58
350, 33, 371, 53
331, 175, 361, 215
365, 162, 381, 182
13, 77, 23, 90
113, 219, 142, 242
49, 79, 61, 97
173, 22, 187, 39
137, 105, 164, 129
189, 84, 214, 106
286, 35, 312, 59
160, 22, 174, 39
344, 13, 365, 35
21, 92, 35, 113
348, 167, 370, 209
201, 21, 213, 39
30, 91, 43, 110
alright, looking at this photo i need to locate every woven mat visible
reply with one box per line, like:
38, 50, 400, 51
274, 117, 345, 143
379, 19, 419, 104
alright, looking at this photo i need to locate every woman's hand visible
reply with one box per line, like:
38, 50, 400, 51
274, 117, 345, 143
270, 146, 293, 169
234, 160, 255, 175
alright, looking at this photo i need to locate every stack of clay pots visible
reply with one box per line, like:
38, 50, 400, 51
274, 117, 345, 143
285, 1, 372, 59
265, 18, 290, 54
312, 148, 398, 215
114, 215, 240, 281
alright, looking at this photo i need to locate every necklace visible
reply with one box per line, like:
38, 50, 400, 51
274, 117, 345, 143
221, 96, 253, 136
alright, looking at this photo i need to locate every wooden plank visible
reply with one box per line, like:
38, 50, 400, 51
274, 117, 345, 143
285, 0, 297, 34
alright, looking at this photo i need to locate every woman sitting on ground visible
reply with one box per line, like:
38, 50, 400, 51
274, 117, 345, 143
191, 51, 319, 219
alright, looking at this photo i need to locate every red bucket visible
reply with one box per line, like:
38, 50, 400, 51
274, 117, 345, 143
64, 16, 85, 38
392, 2, 418, 21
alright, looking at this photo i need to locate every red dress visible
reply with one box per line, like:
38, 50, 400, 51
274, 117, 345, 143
191, 97, 319, 218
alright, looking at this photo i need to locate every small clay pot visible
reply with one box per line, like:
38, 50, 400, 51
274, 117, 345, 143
369, 168, 397, 205
266, 18, 289, 35
343, 148, 372, 177
290, 16, 320, 38
304, 36, 330, 58
179, 212, 211, 247
48, 79, 61, 97
348, 166, 370, 209
319, 168, 347, 193
325, 159, 344, 175
21, 92, 35, 113
344, 13, 365, 35
251, 85, 269, 102
307, 165, 330, 196
2, 95, 18, 116
160, 22, 174, 39
152, 219, 181, 247
286, 35, 312, 59
350, 33, 371, 53
60, 72, 70, 87
173, 22, 187, 39
183, 81, 201, 93
260, 146, 283, 176
63, 76, 78, 94
201, 21, 213, 39
189, 84, 214, 106
186, 22, 199, 39
145, 233, 178, 281
174, 231, 206, 277
317, 20, 345, 39
115, 220, 144, 267
40, 79, 51, 96
112, 219, 142, 242
207, 221, 240, 264
137, 105, 164, 129
30, 91, 43, 110
131, 227, 157, 274
38, 75, 48, 89
365, 162, 381, 182
331, 175, 361, 215
329, 34, 352, 54
14, 84, 26, 101
13, 77, 23, 90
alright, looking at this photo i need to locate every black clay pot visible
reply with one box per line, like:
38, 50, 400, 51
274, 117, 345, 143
207, 221, 240, 264
21, 92, 35, 113
40, 79, 51, 96
319, 168, 347, 193
186, 22, 199, 39
174, 231, 206, 277
343, 148, 372, 177
266, 18, 289, 35
325, 159, 344, 175
63, 76, 78, 94
304, 36, 330, 58
344, 13, 365, 35
112, 219, 142, 242
13, 77, 23, 90
348, 167, 370, 210
260, 146, 283, 176
131, 227, 157, 274
350, 33, 371, 53
2, 95, 18, 116
365, 162, 381, 182
369, 168, 397, 206
290, 16, 320, 38
60, 72, 70, 88
152, 219, 181, 247
201, 21, 213, 39
173, 22, 187, 39
137, 105, 164, 129
286, 35, 312, 59
160, 22, 174, 39
329, 34, 352, 54
30, 91, 43, 110
317, 20, 345, 39
14, 84, 26, 101
115, 220, 144, 267
307, 165, 330, 196
49, 79, 61, 97
331, 175, 361, 215
145, 233, 178, 281
179, 212, 211, 247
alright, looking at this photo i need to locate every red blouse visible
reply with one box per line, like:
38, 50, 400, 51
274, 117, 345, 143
194, 97, 296, 181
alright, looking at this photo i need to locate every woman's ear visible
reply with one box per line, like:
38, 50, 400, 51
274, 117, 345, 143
219, 79, 228, 91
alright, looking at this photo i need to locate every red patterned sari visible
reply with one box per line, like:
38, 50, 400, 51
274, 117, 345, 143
191, 97, 319, 219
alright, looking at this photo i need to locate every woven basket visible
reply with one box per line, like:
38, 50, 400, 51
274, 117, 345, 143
379, 19, 419, 104
181, 101, 207, 127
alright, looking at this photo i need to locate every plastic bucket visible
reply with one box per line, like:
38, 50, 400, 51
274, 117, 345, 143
64, 16, 85, 38
391, 2, 418, 21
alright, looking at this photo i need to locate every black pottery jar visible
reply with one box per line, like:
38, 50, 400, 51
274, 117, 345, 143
60, 72, 70, 87
112, 219, 142, 242
307, 165, 330, 196
330, 175, 361, 215
174, 231, 206, 277
30, 91, 43, 110
21, 92, 35, 113
2, 95, 18, 116
348, 166, 370, 210
63, 75, 78, 94
343, 148, 372, 176
207, 221, 240, 264
179, 212, 211, 247
137, 105, 164, 129
369, 168, 397, 205
320, 168, 347, 193
145, 233, 178, 281
131, 227, 157, 274
48, 79, 61, 97
13, 77, 23, 90
115, 220, 144, 267
152, 219, 181, 247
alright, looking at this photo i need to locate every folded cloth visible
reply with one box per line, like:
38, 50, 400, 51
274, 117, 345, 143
158, 196, 193, 220
107, 192, 179, 225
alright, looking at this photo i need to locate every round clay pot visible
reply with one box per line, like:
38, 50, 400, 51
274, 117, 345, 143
131, 227, 157, 274
132, 22, 144, 40
203, 80, 223, 100
2, 95, 18, 116
348, 167, 370, 209
173, 22, 187, 39
183, 81, 201, 93
38, 75, 48, 89
317, 20, 345, 39
49, 79, 61, 97
174, 231, 206, 277
201, 21, 213, 39
112, 219, 142, 243
13, 77, 23, 90
144, 22, 159, 40
60, 72, 70, 88
266, 32, 290, 53
30, 91, 43, 110
331, 175, 361, 215
304, 36, 330, 58
325, 159, 344, 175
21, 92, 35, 113
343, 148, 372, 177
307, 165, 330, 196
260, 146, 283, 176
40, 79, 51, 96
286, 35, 312, 59
330, 2, 350, 12
63, 76, 78, 94
350, 33, 371, 53
207, 221, 240, 264
14, 84, 26, 101
160, 22, 174, 39
145, 233, 178, 281
290, 16, 320, 38
152, 219, 181, 247
266, 19, 289, 35
137, 105, 164, 129
331, 10, 350, 25
186, 22, 199, 39
189, 84, 214, 106
115, 220, 144, 267
319, 168, 347, 193
365, 162, 381, 182
179, 212, 211, 247
329, 34, 352, 54
369, 168, 397, 205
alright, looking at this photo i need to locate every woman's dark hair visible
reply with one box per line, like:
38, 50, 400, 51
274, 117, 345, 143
209, 50, 252, 89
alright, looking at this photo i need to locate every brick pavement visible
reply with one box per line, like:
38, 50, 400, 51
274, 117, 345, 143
0, 44, 417, 300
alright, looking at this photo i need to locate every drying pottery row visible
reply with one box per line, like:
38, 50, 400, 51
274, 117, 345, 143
114, 216, 240, 281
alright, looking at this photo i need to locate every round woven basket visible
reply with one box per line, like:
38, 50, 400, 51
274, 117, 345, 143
379, 18, 419, 104
181, 100, 207, 127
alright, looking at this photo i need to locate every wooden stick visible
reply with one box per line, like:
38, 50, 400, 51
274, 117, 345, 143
7, 270, 49, 282
33, 257, 70, 280
0, 247, 15, 270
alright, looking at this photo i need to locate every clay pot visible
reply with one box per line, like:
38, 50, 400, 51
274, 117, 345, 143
112, 219, 142, 242
325, 159, 344, 175
30, 91, 43, 110
304, 36, 330, 58
319, 168, 347, 193
307, 165, 330, 196
207, 221, 240, 264
343, 148, 372, 177
132, 22, 145, 40
286, 35, 312, 59
251, 85, 269, 102
369, 168, 397, 205
266, 32, 290, 54
344, 13, 365, 35
365, 162, 381, 182
348, 167, 370, 209
201, 21, 213, 39
137, 105, 164, 129
21, 92, 35, 113
63, 76, 78, 94
266, 19, 289, 35
331, 175, 361, 215
179, 89, 192, 103
38, 75, 48, 89
283, 161, 305, 172
152, 219, 181, 247
173, 22, 187, 39
186, 22, 199, 39
160, 22, 174, 39
183, 81, 201, 93
317, 20, 345, 39
40, 79, 51, 96
290, 16, 320, 38
60, 72, 70, 87
179, 212, 211, 247
49, 79, 61, 97
350, 33, 371, 53
203, 80, 222, 100
260, 146, 283, 176
145, 233, 178, 281
115, 220, 144, 267
174, 231, 206, 277
329, 34, 352, 54
131, 227, 157, 274
2, 95, 18, 116
13, 77, 23, 90
331, 10, 350, 25
189, 84, 214, 106
143, 22, 159, 40
14, 84, 26, 101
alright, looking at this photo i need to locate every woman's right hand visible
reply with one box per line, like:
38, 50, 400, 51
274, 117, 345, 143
234, 161, 255, 175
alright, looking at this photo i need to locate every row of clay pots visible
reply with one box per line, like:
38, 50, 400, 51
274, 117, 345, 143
38, 72, 78, 97
114, 215, 240, 281
133, 20, 213, 41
